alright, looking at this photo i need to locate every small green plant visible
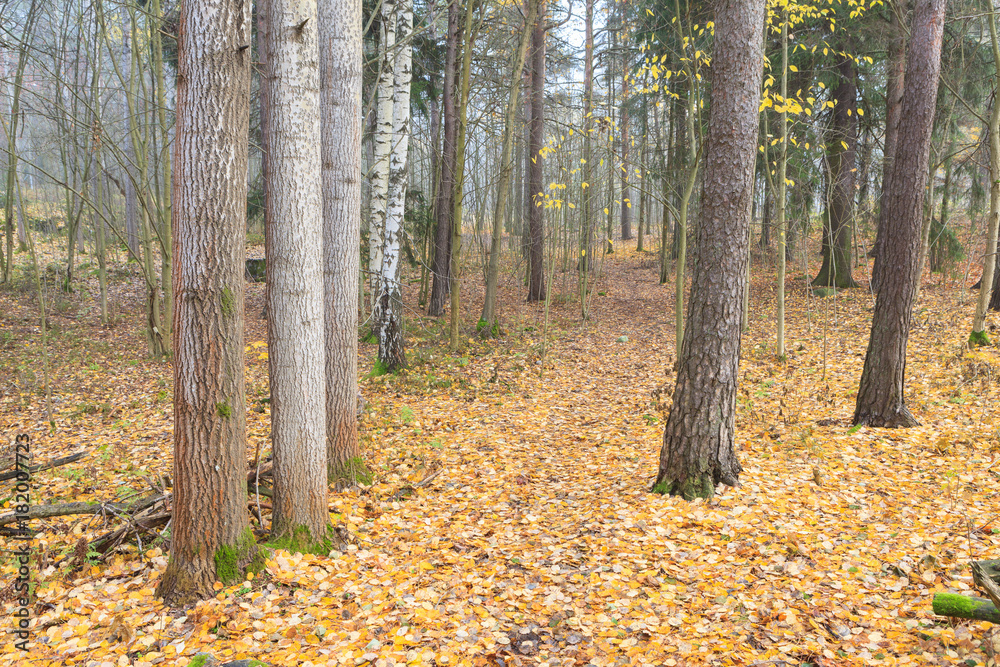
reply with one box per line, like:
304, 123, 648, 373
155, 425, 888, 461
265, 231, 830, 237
399, 406, 415, 424
216, 401, 233, 417
476, 318, 501, 337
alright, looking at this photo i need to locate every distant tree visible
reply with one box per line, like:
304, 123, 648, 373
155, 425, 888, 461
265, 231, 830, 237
321, 0, 367, 486
853, 0, 946, 427
260, 0, 331, 551
813, 55, 859, 288
651, 0, 766, 500
971, 0, 1000, 340
156, 0, 261, 604
428, 2, 459, 317
480, 0, 540, 334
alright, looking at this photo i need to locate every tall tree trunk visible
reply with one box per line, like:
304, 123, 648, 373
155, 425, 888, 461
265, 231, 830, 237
450, 0, 477, 350
526, 0, 547, 302
375, 0, 412, 371
580, 0, 595, 317
321, 0, 366, 487
652, 0, 766, 500
480, 0, 541, 333
429, 2, 460, 316
972, 0, 1000, 339
2, 0, 37, 282
776, 11, 788, 358
156, 0, 262, 605
369, 0, 397, 303
620, 6, 632, 243
151, 0, 173, 343
871, 2, 907, 286
853, 0, 946, 427
813, 56, 859, 288
260, 0, 331, 551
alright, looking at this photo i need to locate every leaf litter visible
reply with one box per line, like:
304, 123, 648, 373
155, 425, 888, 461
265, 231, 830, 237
2, 240, 1000, 666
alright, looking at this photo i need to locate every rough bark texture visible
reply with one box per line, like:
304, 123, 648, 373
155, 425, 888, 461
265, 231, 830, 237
526, 0, 547, 302
157, 0, 259, 605
813, 56, 858, 288
260, 0, 330, 549
853, 0, 945, 428
871, 6, 907, 285
428, 1, 459, 316
321, 0, 364, 486
652, 0, 765, 500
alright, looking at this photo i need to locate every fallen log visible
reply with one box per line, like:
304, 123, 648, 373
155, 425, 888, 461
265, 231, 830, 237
972, 559, 1000, 610
0, 492, 167, 528
0, 501, 127, 528
932, 593, 1000, 623
0, 451, 88, 482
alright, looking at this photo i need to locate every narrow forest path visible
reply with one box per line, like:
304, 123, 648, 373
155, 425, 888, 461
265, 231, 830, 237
2, 240, 999, 666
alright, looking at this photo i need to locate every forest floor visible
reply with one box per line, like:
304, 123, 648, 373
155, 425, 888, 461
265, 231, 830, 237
2, 236, 1000, 666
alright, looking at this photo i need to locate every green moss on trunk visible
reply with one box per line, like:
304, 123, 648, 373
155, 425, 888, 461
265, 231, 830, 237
214, 527, 266, 585
970, 330, 991, 347
328, 455, 373, 489
267, 524, 340, 556
650, 474, 714, 500
933, 592, 1000, 623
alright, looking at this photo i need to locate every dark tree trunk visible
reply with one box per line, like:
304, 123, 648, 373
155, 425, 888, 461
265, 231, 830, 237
853, 0, 945, 428
652, 0, 766, 500
760, 186, 772, 250
871, 6, 907, 280
813, 56, 859, 288
428, 0, 459, 316
526, 0, 546, 302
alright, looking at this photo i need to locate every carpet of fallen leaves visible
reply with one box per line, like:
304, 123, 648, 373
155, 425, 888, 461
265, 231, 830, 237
4, 237, 1000, 667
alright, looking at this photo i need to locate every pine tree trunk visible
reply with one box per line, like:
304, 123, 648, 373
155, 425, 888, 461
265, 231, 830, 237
871, 6, 907, 284
260, 0, 330, 550
321, 0, 366, 487
652, 0, 765, 500
853, 0, 946, 428
157, 0, 261, 605
813, 56, 858, 288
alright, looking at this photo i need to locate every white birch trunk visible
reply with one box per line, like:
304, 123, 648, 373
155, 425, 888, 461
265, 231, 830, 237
375, 0, 411, 371
368, 0, 396, 301
260, 0, 330, 548
320, 0, 366, 485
